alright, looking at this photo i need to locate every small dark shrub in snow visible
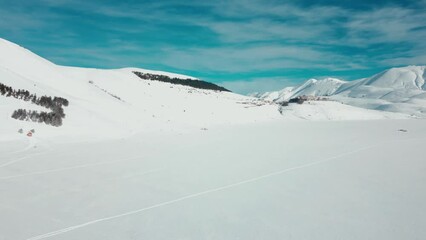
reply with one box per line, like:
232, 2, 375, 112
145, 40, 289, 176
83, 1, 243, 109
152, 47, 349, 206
288, 95, 328, 104
277, 101, 289, 106
289, 98, 301, 104
289, 96, 308, 104
89, 82, 124, 102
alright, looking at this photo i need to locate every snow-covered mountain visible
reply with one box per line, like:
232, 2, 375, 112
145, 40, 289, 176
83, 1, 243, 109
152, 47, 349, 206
254, 66, 426, 117
0, 38, 413, 142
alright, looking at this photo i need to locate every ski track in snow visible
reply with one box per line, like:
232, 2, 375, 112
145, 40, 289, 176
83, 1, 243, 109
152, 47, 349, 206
0, 156, 144, 181
0, 156, 30, 168
0, 143, 36, 164
25, 142, 384, 240
0, 152, 45, 168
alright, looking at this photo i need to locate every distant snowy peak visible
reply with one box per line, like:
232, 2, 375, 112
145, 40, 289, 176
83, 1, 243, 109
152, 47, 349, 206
250, 77, 347, 102
290, 77, 346, 98
254, 65, 426, 117
251, 87, 295, 101
361, 66, 426, 90
257, 66, 426, 101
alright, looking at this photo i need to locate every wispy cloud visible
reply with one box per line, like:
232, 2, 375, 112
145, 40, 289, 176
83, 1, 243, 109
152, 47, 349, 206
158, 45, 334, 71
345, 7, 426, 46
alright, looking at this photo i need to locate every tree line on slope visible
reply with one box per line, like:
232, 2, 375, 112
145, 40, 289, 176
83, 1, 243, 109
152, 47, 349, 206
133, 72, 231, 92
0, 82, 69, 127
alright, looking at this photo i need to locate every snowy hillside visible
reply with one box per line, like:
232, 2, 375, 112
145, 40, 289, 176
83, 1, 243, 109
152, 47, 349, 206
0, 38, 283, 141
254, 66, 426, 117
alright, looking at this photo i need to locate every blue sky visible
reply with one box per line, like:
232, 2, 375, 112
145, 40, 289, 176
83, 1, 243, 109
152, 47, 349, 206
0, 0, 425, 94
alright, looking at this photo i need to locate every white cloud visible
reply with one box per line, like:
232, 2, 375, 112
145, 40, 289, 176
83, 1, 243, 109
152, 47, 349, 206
156, 45, 358, 73
344, 6, 426, 46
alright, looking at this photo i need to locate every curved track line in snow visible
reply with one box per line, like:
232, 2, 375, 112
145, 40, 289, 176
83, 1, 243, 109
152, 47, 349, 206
0, 156, 143, 181
1, 138, 34, 156
25, 144, 376, 240
1, 146, 37, 161
0, 156, 29, 168
0, 152, 44, 168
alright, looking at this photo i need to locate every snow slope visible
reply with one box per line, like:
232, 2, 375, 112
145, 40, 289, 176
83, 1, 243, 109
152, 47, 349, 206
254, 66, 426, 117
278, 101, 407, 120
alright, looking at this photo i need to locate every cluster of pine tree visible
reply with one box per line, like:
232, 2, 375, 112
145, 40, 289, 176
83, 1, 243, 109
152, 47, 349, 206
0, 82, 15, 96
0, 82, 69, 127
11, 109, 63, 127
133, 72, 230, 92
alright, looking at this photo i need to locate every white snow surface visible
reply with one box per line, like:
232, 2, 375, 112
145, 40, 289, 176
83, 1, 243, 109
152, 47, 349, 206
1, 38, 426, 240
254, 66, 426, 117
1, 121, 426, 240
278, 101, 407, 120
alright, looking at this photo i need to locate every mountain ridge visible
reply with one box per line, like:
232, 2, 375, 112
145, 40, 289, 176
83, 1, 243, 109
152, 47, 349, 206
253, 66, 426, 117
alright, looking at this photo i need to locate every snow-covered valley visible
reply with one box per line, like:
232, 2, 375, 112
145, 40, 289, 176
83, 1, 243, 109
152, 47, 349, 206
2, 120, 426, 240
1, 38, 426, 240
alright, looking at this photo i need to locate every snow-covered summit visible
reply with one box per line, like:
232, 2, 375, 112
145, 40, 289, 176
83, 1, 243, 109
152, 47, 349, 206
250, 86, 295, 101
289, 77, 346, 98
361, 66, 426, 90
